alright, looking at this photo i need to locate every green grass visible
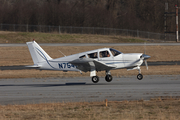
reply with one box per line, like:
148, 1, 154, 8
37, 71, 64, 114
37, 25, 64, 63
0, 31, 145, 43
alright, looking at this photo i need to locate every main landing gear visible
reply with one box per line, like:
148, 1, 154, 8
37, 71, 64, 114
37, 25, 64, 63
91, 75, 113, 83
105, 70, 113, 82
105, 75, 113, 82
91, 71, 113, 83
92, 76, 99, 83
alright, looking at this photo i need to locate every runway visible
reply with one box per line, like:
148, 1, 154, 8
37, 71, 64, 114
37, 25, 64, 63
0, 75, 180, 105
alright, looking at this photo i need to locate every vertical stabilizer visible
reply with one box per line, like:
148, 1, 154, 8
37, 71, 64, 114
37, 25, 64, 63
26, 41, 52, 64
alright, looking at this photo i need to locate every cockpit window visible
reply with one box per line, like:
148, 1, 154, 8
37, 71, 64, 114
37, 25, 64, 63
88, 52, 98, 59
79, 55, 86, 58
99, 51, 110, 58
110, 48, 121, 56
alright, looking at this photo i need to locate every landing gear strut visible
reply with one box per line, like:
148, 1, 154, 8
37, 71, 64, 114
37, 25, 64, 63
92, 76, 99, 83
137, 67, 143, 80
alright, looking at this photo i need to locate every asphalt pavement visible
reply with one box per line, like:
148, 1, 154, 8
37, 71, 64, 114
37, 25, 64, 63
0, 75, 180, 105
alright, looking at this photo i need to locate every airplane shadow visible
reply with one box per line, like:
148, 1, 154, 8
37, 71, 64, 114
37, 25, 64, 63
0, 83, 117, 87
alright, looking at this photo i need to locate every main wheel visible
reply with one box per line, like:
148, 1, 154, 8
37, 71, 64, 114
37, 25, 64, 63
92, 76, 99, 83
105, 75, 113, 82
137, 74, 143, 80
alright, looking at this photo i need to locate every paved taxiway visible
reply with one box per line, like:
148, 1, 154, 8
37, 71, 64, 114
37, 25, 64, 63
0, 75, 180, 105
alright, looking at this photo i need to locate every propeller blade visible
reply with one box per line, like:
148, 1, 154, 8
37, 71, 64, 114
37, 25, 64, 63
142, 43, 149, 70
145, 60, 148, 70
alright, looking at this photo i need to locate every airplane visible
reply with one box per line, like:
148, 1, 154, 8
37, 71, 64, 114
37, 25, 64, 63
26, 41, 150, 83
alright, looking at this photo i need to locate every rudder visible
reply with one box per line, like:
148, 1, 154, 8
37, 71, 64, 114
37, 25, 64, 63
26, 41, 52, 64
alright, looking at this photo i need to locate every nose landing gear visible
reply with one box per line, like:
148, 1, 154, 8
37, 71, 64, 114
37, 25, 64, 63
137, 74, 143, 80
137, 67, 143, 80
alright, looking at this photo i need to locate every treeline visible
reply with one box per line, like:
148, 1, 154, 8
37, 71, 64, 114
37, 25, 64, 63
0, 0, 178, 33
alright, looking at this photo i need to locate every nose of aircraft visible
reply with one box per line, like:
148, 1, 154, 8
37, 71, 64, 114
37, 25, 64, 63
142, 54, 151, 60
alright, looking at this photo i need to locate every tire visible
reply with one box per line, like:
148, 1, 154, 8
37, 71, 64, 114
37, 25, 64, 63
105, 75, 113, 82
137, 74, 143, 80
92, 76, 99, 83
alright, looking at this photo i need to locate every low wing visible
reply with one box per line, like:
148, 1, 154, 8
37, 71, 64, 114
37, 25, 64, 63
69, 58, 116, 72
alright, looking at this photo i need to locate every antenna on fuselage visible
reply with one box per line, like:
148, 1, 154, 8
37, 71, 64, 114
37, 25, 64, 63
144, 42, 146, 54
58, 50, 66, 57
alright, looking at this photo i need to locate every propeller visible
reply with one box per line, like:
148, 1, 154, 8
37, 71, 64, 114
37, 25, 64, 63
143, 54, 150, 70
145, 60, 148, 70
142, 42, 150, 70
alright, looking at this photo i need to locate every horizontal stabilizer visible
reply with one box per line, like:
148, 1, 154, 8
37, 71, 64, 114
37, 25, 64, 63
25, 64, 41, 68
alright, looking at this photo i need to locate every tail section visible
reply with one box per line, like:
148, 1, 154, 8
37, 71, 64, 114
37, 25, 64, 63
26, 41, 52, 65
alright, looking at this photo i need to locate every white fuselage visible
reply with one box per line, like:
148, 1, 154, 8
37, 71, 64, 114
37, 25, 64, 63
26, 41, 150, 82
38, 48, 143, 71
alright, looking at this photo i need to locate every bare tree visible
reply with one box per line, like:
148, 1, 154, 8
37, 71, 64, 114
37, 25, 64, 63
0, 0, 178, 33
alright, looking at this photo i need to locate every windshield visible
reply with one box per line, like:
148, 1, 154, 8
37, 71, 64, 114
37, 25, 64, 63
110, 48, 122, 56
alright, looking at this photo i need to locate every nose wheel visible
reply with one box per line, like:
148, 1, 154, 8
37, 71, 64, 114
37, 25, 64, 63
137, 74, 143, 80
136, 67, 143, 80
92, 76, 99, 83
